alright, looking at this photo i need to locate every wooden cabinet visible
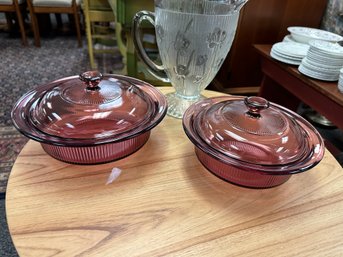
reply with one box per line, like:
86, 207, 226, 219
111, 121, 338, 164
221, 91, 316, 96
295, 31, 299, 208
211, 0, 328, 95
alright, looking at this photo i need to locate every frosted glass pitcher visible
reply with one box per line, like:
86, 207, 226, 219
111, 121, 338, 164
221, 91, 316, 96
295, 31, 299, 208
133, 0, 248, 118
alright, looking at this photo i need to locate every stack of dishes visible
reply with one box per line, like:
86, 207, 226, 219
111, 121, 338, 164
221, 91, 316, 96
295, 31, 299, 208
338, 68, 343, 92
287, 26, 343, 44
270, 42, 309, 65
298, 40, 343, 81
282, 34, 298, 43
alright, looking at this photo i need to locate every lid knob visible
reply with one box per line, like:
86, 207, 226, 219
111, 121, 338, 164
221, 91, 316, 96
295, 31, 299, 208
244, 96, 269, 118
79, 71, 103, 90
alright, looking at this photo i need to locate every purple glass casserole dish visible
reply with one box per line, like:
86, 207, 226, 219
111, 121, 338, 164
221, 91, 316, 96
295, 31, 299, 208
11, 71, 167, 164
183, 96, 325, 188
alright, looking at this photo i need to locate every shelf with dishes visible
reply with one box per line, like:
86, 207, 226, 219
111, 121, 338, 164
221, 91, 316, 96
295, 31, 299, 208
270, 26, 343, 85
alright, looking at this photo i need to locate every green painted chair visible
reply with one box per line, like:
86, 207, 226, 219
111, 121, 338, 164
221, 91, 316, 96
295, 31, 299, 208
107, 0, 170, 86
82, 0, 119, 69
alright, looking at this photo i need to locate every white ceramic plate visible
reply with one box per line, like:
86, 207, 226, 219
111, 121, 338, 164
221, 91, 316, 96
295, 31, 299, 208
307, 50, 343, 63
288, 26, 343, 44
299, 64, 339, 81
302, 58, 341, 74
272, 42, 309, 58
270, 51, 302, 65
271, 49, 303, 61
338, 78, 343, 93
306, 54, 343, 68
308, 49, 343, 60
282, 34, 298, 43
309, 40, 343, 56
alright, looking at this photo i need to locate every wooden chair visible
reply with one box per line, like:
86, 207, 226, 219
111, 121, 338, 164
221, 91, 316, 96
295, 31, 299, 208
27, 0, 82, 47
82, 0, 118, 69
0, 0, 28, 45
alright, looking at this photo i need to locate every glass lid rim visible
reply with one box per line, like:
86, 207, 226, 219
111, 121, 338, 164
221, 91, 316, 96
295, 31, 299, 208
192, 98, 310, 166
11, 74, 168, 146
29, 82, 156, 140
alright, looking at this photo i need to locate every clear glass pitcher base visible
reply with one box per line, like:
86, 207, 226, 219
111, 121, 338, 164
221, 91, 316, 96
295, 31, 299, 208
166, 92, 205, 119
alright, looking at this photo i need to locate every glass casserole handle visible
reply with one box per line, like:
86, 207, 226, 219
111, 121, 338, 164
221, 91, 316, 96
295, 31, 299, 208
79, 71, 103, 91
244, 96, 270, 118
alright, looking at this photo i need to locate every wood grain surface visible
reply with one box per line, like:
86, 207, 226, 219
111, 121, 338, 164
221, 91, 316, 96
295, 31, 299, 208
6, 87, 343, 257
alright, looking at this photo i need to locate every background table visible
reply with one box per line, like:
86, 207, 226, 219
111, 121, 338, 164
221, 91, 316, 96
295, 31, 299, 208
255, 44, 343, 130
6, 87, 343, 256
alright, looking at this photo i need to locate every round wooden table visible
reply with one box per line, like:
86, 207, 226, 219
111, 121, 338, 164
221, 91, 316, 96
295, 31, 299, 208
6, 87, 343, 256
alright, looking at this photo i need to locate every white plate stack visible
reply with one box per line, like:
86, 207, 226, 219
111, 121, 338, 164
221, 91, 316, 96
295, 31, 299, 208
338, 68, 343, 92
298, 40, 343, 81
270, 42, 309, 65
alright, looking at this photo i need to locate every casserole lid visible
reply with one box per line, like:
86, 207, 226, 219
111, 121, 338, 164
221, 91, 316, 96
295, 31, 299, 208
11, 71, 168, 146
184, 96, 324, 170
31, 71, 152, 139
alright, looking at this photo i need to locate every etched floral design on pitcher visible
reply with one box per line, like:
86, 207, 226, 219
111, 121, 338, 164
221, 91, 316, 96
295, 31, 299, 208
133, 0, 245, 118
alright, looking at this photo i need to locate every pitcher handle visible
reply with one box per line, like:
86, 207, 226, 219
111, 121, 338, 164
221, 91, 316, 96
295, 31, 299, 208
132, 11, 169, 82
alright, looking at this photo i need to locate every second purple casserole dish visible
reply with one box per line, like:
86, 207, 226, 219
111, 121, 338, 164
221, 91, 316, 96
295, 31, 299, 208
183, 96, 325, 188
11, 71, 167, 164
